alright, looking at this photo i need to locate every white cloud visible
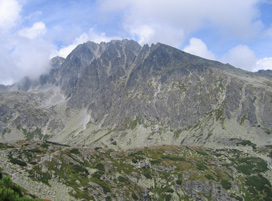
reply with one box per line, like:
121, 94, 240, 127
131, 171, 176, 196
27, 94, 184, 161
18, 22, 47, 39
12, 38, 55, 78
129, 25, 155, 45
0, 0, 21, 30
0, 1, 56, 85
253, 57, 272, 71
0, 34, 56, 85
53, 29, 120, 58
222, 45, 257, 70
183, 38, 215, 60
99, 0, 262, 45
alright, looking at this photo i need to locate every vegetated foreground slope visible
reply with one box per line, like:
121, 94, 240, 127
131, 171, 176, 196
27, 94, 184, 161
0, 141, 271, 201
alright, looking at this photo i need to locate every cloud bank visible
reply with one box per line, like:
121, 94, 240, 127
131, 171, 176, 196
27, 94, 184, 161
99, 0, 262, 46
0, 0, 21, 30
0, 0, 55, 85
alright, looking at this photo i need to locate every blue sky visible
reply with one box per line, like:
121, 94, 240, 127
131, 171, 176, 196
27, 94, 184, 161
0, 0, 272, 85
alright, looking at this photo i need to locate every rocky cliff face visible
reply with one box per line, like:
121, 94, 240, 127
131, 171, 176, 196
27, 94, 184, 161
0, 39, 272, 148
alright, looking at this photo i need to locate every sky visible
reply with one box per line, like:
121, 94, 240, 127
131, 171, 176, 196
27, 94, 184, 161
0, 0, 272, 85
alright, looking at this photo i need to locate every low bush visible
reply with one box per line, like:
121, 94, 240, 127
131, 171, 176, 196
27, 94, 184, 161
269, 151, 272, 158
165, 194, 172, 201
196, 150, 208, 156
0, 175, 41, 201
73, 164, 88, 174
27, 148, 42, 153
236, 164, 254, 175
10, 158, 27, 167
41, 143, 49, 149
70, 148, 80, 155
245, 174, 271, 191
134, 156, 145, 160
150, 160, 160, 165
196, 162, 208, 171
205, 174, 214, 180
118, 176, 129, 183
132, 192, 138, 200
101, 185, 111, 194
106, 196, 111, 201
176, 180, 182, 185
129, 151, 145, 156
95, 163, 105, 172
166, 188, 174, 193
22, 151, 32, 157
143, 173, 152, 179
93, 171, 104, 179
45, 140, 70, 147
256, 160, 268, 172
221, 179, 231, 190
94, 147, 102, 151
162, 155, 185, 161
0, 143, 6, 149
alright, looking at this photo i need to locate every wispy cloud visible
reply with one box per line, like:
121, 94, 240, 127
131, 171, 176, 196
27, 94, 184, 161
18, 22, 47, 39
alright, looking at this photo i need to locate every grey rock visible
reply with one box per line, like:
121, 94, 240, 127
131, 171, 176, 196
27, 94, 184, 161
0, 39, 272, 148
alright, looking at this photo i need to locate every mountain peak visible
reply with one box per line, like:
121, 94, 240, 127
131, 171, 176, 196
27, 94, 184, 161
2, 39, 272, 147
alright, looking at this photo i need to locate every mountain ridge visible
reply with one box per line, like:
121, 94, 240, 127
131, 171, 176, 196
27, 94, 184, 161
0, 39, 272, 149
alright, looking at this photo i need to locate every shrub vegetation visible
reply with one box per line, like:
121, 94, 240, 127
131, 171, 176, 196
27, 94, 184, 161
0, 173, 41, 201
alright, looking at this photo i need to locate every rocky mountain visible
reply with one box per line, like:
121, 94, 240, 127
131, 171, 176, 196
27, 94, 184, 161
0, 39, 272, 200
1, 39, 271, 148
